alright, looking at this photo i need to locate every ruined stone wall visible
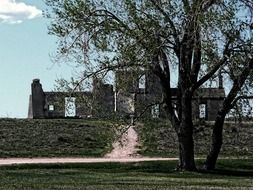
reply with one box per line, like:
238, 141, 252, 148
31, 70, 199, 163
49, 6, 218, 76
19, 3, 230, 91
115, 69, 140, 93
192, 98, 224, 121
29, 69, 225, 121
29, 79, 114, 119
207, 99, 224, 121
116, 92, 135, 115
31, 79, 45, 119
27, 95, 33, 119
44, 92, 93, 118
92, 78, 114, 118
116, 69, 225, 121
115, 69, 164, 118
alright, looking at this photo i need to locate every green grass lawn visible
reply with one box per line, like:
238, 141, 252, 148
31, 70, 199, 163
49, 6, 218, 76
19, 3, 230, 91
0, 159, 252, 190
0, 119, 116, 157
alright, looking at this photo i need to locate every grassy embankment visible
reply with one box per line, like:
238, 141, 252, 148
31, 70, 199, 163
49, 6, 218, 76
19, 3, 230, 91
0, 159, 252, 190
0, 118, 252, 158
0, 119, 116, 157
137, 119, 253, 158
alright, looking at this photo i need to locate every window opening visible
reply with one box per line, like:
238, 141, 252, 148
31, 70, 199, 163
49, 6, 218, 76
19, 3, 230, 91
65, 97, 76, 117
151, 104, 160, 118
48, 105, 54, 111
199, 103, 207, 119
139, 75, 146, 89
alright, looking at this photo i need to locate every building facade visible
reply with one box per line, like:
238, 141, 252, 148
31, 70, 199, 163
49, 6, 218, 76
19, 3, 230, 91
28, 70, 225, 121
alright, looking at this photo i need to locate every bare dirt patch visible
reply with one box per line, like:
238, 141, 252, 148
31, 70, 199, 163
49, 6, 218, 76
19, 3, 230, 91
105, 125, 140, 158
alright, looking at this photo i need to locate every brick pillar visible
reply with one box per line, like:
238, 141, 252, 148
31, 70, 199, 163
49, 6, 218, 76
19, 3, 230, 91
218, 71, 223, 89
31, 79, 45, 119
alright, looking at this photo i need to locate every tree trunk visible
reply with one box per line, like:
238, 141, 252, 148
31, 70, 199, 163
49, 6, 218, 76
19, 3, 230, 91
204, 111, 225, 170
177, 128, 196, 171
204, 65, 253, 170
177, 93, 196, 171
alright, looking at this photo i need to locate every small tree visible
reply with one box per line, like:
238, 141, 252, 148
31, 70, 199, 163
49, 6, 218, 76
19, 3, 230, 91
45, 0, 253, 171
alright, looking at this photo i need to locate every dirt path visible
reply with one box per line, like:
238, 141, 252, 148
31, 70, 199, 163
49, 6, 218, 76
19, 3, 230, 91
0, 157, 178, 166
105, 125, 140, 158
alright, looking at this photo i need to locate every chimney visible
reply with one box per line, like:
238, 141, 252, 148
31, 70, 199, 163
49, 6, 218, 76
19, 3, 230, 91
31, 79, 45, 118
218, 71, 223, 89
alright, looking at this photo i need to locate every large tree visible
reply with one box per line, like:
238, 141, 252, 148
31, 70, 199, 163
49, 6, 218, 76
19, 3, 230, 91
45, 0, 253, 171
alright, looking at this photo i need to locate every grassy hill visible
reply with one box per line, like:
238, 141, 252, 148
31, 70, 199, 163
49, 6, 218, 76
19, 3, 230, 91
137, 119, 253, 157
0, 119, 115, 157
0, 118, 252, 158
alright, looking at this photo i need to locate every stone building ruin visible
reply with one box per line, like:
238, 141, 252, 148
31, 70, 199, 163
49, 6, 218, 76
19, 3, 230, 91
28, 78, 114, 119
28, 69, 225, 121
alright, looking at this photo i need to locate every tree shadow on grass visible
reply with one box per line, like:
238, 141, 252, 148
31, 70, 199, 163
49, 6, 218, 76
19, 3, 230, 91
199, 168, 253, 177
198, 160, 253, 177
2, 160, 253, 178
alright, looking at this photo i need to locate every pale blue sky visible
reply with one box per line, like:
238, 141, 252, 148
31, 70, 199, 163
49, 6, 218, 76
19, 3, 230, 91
0, 0, 76, 118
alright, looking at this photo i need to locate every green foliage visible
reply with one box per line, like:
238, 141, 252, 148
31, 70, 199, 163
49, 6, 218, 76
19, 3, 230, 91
53, 77, 89, 92
44, 0, 252, 67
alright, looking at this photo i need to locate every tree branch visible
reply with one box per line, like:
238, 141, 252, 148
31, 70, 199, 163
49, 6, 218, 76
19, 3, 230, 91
182, 0, 191, 12
231, 96, 253, 108
222, 60, 253, 113
152, 51, 180, 127
190, 26, 201, 83
150, 0, 180, 48
201, 0, 220, 11
192, 41, 231, 90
